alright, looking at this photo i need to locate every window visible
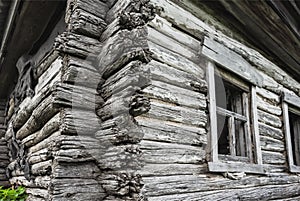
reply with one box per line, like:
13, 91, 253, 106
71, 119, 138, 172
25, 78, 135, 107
283, 92, 300, 173
207, 62, 263, 174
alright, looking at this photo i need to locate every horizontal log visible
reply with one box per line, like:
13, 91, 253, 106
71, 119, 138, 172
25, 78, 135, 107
55, 32, 102, 58
31, 160, 52, 176
145, 183, 300, 200
259, 122, 284, 140
140, 140, 205, 164
143, 99, 207, 127
35, 58, 62, 94
22, 113, 60, 148
68, 8, 107, 38
142, 80, 206, 109
9, 176, 51, 189
100, 18, 120, 42
16, 96, 59, 140
262, 150, 286, 165
106, 0, 131, 23
138, 163, 207, 176
100, 62, 150, 100
28, 131, 61, 155
66, 0, 108, 21
257, 95, 282, 116
95, 114, 144, 144
145, 60, 207, 93
258, 109, 282, 128
149, 15, 201, 53
61, 108, 100, 136
148, 41, 207, 78
135, 116, 207, 145
97, 27, 150, 79
51, 178, 105, 201
260, 136, 285, 152
142, 172, 300, 198
26, 188, 49, 200
53, 162, 101, 178
53, 83, 102, 110
256, 87, 280, 104
12, 77, 58, 130
62, 56, 101, 87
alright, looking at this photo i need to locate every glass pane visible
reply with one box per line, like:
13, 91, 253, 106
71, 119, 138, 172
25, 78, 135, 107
217, 114, 229, 155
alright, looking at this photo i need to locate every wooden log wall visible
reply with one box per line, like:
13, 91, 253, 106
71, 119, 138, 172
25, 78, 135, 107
0, 100, 9, 187
2, 0, 300, 200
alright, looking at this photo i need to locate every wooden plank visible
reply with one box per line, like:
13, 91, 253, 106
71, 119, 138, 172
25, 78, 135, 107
251, 86, 262, 164
208, 162, 264, 174
228, 116, 236, 156
283, 91, 300, 108
282, 102, 296, 172
207, 61, 218, 162
258, 109, 282, 128
202, 36, 263, 87
216, 107, 247, 122
243, 92, 252, 160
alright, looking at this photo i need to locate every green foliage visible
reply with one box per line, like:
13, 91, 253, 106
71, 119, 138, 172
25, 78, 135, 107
0, 186, 28, 201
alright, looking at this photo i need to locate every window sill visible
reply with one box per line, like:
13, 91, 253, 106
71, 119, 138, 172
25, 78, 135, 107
290, 165, 300, 173
208, 162, 265, 174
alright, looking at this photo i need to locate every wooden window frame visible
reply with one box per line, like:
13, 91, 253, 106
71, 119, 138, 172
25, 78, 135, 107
282, 92, 300, 173
207, 61, 263, 174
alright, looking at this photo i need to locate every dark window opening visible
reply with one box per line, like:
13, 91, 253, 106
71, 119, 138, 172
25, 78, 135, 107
289, 111, 300, 166
215, 74, 251, 159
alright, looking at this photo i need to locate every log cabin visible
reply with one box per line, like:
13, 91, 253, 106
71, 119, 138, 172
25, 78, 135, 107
0, 0, 300, 200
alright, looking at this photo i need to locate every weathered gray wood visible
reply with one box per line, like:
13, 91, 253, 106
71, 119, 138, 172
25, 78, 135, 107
251, 86, 263, 165
148, 26, 200, 64
62, 57, 101, 87
61, 108, 100, 136
138, 163, 207, 176
148, 41, 205, 78
22, 113, 60, 148
141, 140, 205, 164
142, 80, 206, 109
52, 178, 105, 201
106, 0, 131, 23
202, 36, 263, 87
149, 15, 202, 53
67, 8, 107, 38
262, 150, 286, 165
135, 116, 206, 145
208, 162, 264, 174
143, 99, 207, 127
144, 183, 300, 200
146, 60, 207, 93
257, 95, 282, 116
216, 107, 247, 122
65, 0, 108, 21
260, 136, 285, 152
256, 87, 280, 104
55, 32, 102, 58
259, 122, 284, 140
282, 102, 297, 172
283, 91, 300, 108
258, 109, 282, 128
97, 27, 150, 79
16, 96, 59, 140
53, 162, 101, 178
207, 61, 218, 162
35, 58, 62, 94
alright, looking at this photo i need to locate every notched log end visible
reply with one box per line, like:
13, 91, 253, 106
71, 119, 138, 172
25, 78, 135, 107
119, 0, 162, 30
129, 94, 151, 117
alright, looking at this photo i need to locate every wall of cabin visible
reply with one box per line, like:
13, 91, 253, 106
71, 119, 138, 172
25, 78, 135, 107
0, 0, 300, 200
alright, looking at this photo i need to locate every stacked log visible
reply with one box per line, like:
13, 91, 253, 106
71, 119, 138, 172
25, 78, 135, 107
0, 100, 9, 187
